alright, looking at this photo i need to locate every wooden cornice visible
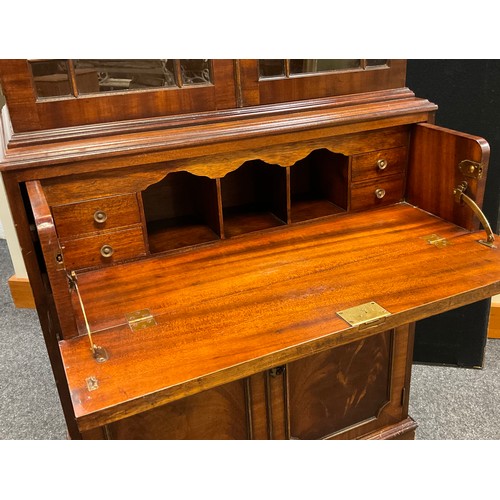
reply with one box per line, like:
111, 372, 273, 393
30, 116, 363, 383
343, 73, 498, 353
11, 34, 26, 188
0, 89, 437, 173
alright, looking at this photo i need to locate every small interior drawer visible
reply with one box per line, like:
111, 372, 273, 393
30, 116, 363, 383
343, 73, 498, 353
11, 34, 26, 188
351, 147, 407, 182
51, 194, 141, 239
60, 225, 147, 270
350, 175, 405, 212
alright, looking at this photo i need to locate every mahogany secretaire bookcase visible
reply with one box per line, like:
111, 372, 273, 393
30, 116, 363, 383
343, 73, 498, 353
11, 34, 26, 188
1, 59, 499, 440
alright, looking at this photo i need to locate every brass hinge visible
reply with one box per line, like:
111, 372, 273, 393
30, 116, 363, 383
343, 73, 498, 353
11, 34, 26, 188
125, 309, 157, 332
423, 234, 450, 248
337, 301, 391, 328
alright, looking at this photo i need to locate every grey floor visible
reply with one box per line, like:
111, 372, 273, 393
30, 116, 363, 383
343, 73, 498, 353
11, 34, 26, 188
1, 238, 499, 440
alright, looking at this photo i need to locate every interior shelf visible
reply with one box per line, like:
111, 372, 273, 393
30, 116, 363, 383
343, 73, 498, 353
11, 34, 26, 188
142, 171, 221, 253
223, 206, 286, 238
289, 149, 348, 223
142, 150, 350, 250
147, 217, 220, 253
290, 198, 345, 223
220, 160, 287, 237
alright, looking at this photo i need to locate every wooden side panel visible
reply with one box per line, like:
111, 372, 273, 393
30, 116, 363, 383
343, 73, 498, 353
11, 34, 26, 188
407, 123, 490, 231
25, 180, 78, 338
106, 378, 250, 440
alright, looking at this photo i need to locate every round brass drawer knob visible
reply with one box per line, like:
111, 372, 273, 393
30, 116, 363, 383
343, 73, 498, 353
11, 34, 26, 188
94, 210, 108, 224
100, 244, 114, 258
375, 188, 386, 199
377, 159, 388, 170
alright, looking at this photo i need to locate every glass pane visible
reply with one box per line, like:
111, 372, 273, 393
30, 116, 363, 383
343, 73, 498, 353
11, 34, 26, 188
259, 60, 285, 78
367, 59, 388, 67
30, 60, 71, 98
74, 59, 177, 93
180, 59, 212, 86
290, 59, 361, 74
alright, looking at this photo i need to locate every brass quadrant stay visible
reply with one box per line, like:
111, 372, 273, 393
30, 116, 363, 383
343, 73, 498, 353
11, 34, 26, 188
68, 271, 109, 363
453, 181, 496, 248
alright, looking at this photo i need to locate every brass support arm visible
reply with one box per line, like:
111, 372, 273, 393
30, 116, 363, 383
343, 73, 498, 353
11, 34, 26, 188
453, 181, 496, 248
68, 271, 109, 362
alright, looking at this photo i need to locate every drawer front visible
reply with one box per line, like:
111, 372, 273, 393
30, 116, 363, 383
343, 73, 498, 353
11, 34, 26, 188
61, 225, 146, 270
350, 175, 405, 212
52, 194, 141, 239
351, 147, 407, 182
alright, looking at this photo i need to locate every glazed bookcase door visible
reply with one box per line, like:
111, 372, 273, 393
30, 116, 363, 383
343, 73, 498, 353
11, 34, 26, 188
0, 59, 238, 132
238, 59, 407, 106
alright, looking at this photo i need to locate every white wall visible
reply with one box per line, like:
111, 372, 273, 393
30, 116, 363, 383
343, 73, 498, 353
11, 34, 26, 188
0, 95, 28, 278
0, 172, 28, 277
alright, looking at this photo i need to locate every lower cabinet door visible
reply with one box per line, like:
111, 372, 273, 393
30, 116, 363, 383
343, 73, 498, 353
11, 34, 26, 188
103, 378, 251, 440
82, 326, 414, 440
287, 326, 413, 440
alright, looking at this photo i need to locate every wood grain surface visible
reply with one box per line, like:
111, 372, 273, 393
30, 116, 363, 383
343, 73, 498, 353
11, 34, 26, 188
59, 204, 500, 431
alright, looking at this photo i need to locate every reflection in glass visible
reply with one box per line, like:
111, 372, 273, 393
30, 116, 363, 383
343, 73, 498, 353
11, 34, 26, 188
290, 60, 361, 74
367, 59, 388, 67
180, 60, 212, 85
74, 59, 177, 93
30, 60, 71, 98
259, 60, 286, 78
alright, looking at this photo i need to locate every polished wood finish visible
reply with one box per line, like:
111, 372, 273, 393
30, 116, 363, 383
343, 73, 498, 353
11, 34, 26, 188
407, 123, 490, 231
0, 60, 238, 132
60, 225, 146, 270
26, 180, 78, 338
1, 59, 498, 440
107, 379, 250, 440
57, 204, 500, 431
288, 331, 393, 439
51, 193, 141, 239
239, 60, 407, 106
351, 146, 407, 182
360, 417, 418, 440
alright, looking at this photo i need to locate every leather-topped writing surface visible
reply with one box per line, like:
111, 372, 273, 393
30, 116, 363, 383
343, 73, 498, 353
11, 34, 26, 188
59, 204, 500, 431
